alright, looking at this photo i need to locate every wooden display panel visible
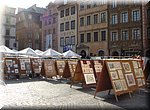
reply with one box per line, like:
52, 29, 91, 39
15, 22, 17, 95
41, 59, 57, 78
56, 60, 66, 77
66, 60, 78, 78
92, 60, 104, 80
130, 60, 146, 87
31, 58, 43, 76
95, 59, 141, 102
71, 60, 96, 87
18, 58, 32, 75
4, 57, 20, 79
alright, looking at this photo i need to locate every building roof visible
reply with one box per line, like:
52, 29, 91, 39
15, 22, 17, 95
18, 4, 46, 14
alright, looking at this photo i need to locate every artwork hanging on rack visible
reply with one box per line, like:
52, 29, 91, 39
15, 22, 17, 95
110, 71, 119, 80
125, 73, 136, 87
113, 80, 123, 92
122, 62, 131, 73
132, 61, 138, 68
117, 70, 124, 79
120, 79, 128, 90
107, 62, 116, 71
137, 78, 143, 87
84, 73, 96, 84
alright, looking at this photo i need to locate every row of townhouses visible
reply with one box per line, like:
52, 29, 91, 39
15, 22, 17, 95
1, 0, 150, 58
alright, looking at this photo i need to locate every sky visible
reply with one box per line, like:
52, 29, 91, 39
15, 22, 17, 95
0, 0, 55, 8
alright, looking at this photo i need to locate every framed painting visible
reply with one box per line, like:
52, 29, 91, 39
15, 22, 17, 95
125, 73, 136, 87
114, 62, 122, 69
120, 79, 128, 90
138, 68, 144, 77
117, 70, 124, 79
84, 73, 96, 84
122, 62, 131, 73
107, 62, 116, 71
134, 68, 141, 78
137, 78, 143, 87
113, 80, 123, 92
110, 71, 119, 80
132, 61, 138, 68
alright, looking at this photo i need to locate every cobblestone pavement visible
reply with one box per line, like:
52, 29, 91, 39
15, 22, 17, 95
0, 78, 149, 110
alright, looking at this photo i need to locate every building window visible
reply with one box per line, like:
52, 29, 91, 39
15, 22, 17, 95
5, 40, 9, 47
71, 36, 75, 45
53, 28, 55, 34
6, 29, 10, 35
111, 1, 117, 8
60, 10, 64, 18
87, 16, 91, 25
111, 14, 118, 24
94, 14, 98, 24
71, 20, 75, 30
132, 29, 140, 40
100, 12, 106, 23
121, 12, 128, 23
53, 17, 56, 23
65, 22, 69, 31
80, 3, 84, 10
93, 2, 97, 7
101, 31, 106, 41
44, 20, 47, 25
49, 10, 51, 15
80, 34, 84, 43
87, 4, 91, 9
60, 23, 64, 32
132, 10, 140, 21
111, 32, 118, 41
121, 30, 129, 40
44, 30, 47, 37
94, 32, 98, 41
147, 27, 150, 39
147, 9, 150, 19
48, 29, 51, 34
80, 17, 84, 26
87, 33, 91, 42
48, 19, 51, 24
6, 16, 11, 24
65, 37, 70, 45
71, 6, 75, 15
60, 37, 64, 46
65, 8, 69, 16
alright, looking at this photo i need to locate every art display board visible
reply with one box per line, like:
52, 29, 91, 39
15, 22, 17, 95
4, 57, 20, 78
92, 60, 104, 80
65, 60, 78, 78
18, 58, 32, 75
31, 58, 43, 76
131, 60, 146, 87
56, 60, 66, 77
41, 59, 57, 78
94, 59, 146, 102
71, 60, 96, 87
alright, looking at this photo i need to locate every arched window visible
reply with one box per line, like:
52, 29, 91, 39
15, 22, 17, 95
112, 51, 119, 56
98, 50, 105, 56
80, 50, 86, 58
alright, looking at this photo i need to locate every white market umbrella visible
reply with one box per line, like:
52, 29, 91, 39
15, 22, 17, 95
63, 50, 81, 58
35, 49, 43, 56
0, 45, 15, 54
18, 47, 38, 56
42, 48, 62, 58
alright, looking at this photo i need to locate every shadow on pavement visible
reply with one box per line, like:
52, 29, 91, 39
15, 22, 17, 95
74, 86, 150, 110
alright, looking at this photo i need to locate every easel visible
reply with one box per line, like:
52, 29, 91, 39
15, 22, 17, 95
70, 60, 96, 88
